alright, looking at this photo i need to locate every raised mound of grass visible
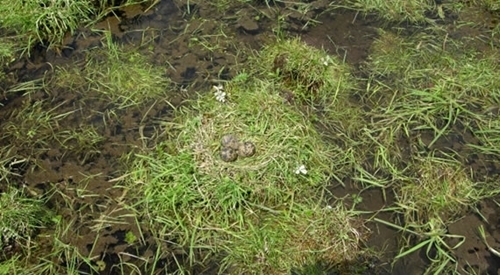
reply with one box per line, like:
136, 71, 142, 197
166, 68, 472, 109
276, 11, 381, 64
257, 38, 365, 154
123, 39, 365, 273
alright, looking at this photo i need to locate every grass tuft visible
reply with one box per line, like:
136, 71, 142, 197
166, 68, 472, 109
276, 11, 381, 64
53, 32, 170, 110
0, 186, 53, 260
121, 38, 366, 273
0, 0, 149, 55
329, 0, 464, 23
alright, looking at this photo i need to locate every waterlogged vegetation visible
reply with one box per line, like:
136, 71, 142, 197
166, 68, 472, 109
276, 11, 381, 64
53, 32, 170, 110
1, 0, 500, 274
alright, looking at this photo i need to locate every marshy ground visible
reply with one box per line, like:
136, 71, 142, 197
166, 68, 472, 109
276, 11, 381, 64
1, 0, 500, 274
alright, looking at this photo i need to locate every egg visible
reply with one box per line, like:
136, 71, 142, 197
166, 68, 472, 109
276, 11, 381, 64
221, 134, 240, 149
220, 147, 238, 162
238, 141, 256, 157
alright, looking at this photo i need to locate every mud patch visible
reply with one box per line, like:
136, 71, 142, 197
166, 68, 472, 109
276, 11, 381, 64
301, 10, 378, 66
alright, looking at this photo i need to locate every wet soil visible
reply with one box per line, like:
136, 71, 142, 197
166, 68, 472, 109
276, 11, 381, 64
1, 0, 500, 274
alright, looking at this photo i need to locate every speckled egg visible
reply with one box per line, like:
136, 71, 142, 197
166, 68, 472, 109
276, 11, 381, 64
238, 141, 256, 157
220, 147, 238, 162
221, 134, 240, 149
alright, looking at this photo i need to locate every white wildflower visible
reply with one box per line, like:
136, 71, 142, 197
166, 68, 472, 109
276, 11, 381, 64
295, 164, 307, 175
213, 84, 223, 93
213, 84, 226, 102
320, 57, 329, 66
215, 91, 226, 102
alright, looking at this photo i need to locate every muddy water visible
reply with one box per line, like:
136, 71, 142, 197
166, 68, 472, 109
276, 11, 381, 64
2, 0, 500, 274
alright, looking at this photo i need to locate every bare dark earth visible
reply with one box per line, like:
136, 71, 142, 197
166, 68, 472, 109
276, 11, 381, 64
1, 0, 500, 274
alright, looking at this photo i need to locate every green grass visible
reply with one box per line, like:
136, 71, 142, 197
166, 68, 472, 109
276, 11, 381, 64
397, 156, 483, 223
0, 0, 149, 53
2, 100, 75, 153
357, 26, 500, 273
28, 216, 102, 275
119, 38, 366, 273
0, 96, 103, 162
329, 0, 465, 23
0, 29, 171, 274
0, 185, 53, 260
466, 0, 500, 11
0, 0, 93, 50
258, 38, 365, 150
0, 146, 28, 185
58, 125, 105, 163
0, 39, 16, 69
260, 39, 354, 108
362, 28, 500, 159
124, 83, 363, 273
1, 1, 499, 274
376, 216, 465, 274
329, 0, 436, 23
381, 154, 495, 273
0, 185, 106, 275
329, 0, 500, 24
53, 32, 170, 110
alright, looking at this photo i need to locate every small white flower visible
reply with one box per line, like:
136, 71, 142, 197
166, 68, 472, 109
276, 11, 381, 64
295, 165, 307, 175
213, 84, 226, 102
320, 57, 329, 66
215, 90, 226, 102
213, 84, 224, 93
